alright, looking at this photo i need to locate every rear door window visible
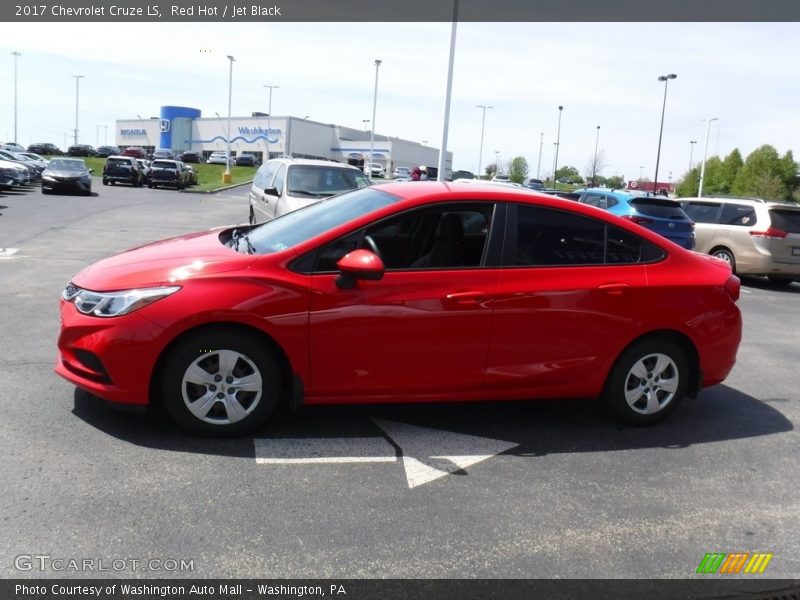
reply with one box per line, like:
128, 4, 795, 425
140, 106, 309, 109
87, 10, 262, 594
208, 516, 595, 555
630, 197, 688, 219
682, 202, 721, 223
719, 203, 757, 227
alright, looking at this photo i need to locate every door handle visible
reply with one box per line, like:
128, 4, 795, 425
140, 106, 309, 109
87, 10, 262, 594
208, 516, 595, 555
598, 283, 630, 295
445, 291, 486, 305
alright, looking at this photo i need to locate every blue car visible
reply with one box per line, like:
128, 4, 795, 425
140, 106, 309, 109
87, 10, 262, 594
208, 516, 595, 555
575, 188, 695, 249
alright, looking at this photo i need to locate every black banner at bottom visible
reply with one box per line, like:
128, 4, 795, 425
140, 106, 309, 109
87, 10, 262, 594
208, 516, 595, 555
4, 579, 800, 600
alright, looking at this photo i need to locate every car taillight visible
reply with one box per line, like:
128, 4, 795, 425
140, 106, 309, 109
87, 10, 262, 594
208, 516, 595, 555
750, 227, 787, 239
725, 275, 741, 301
620, 215, 654, 225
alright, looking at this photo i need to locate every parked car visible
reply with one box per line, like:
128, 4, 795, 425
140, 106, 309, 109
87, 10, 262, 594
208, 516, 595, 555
0, 149, 40, 180
147, 159, 189, 190
0, 159, 30, 188
67, 145, 96, 157
136, 159, 151, 178
122, 146, 147, 159
151, 149, 177, 160
27, 143, 62, 155
183, 162, 198, 186
235, 153, 259, 167
1, 142, 25, 152
364, 162, 386, 178
393, 166, 411, 179
681, 196, 800, 286
575, 187, 695, 250
8, 152, 46, 178
249, 158, 371, 223
42, 158, 92, 195
207, 151, 234, 166
103, 155, 144, 187
523, 177, 545, 191
492, 174, 511, 183
95, 146, 121, 158
179, 151, 204, 164
56, 181, 742, 436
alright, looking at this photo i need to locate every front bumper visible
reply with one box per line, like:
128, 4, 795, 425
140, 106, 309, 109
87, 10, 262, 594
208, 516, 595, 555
55, 301, 167, 406
43, 178, 92, 194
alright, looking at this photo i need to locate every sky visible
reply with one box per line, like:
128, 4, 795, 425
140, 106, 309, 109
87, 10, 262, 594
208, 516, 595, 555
1, 22, 799, 182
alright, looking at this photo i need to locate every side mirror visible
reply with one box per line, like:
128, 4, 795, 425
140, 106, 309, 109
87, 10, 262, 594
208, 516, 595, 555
335, 249, 385, 289
265, 187, 280, 197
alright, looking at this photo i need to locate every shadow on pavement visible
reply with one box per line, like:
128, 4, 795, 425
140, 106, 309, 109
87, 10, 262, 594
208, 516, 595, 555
72, 383, 793, 459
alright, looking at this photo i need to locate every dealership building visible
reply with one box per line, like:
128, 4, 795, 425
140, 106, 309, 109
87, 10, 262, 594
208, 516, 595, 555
116, 106, 451, 178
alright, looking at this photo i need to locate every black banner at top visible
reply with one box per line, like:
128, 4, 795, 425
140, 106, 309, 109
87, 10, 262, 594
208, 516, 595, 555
3, 0, 800, 22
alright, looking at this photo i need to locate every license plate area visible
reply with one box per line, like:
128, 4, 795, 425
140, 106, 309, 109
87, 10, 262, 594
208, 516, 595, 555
792, 246, 800, 256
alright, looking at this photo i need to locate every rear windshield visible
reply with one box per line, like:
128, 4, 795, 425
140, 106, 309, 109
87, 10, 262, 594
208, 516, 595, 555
106, 158, 131, 167
769, 209, 800, 233
151, 160, 177, 169
631, 198, 688, 219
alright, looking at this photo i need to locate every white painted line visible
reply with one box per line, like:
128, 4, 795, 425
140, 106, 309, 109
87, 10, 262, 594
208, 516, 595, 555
373, 419, 519, 489
254, 437, 397, 464
0, 247, 19, 258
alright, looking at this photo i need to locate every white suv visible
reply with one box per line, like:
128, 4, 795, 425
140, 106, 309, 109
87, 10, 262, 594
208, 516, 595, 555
249, 158, 371, 223
364, 162, 386, 178
207, 150, 234, 166
681, 196, 800, 286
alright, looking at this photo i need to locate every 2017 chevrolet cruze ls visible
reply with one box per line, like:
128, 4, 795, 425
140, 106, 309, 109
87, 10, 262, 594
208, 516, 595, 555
57, 183, 742, 435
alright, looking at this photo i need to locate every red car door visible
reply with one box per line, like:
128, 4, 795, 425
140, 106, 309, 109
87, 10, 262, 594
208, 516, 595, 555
485, 204, 652, 397
306, 202, 499, 400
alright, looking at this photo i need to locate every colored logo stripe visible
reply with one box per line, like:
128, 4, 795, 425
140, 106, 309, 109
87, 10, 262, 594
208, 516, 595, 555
696, 552, 773, 574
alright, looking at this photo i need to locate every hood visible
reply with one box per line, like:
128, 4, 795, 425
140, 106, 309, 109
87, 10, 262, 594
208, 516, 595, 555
72, 228, 258, 291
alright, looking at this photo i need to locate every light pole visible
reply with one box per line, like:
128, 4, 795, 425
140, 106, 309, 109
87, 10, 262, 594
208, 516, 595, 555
552, 105, 563, 186
494, 150, 500, 175
368, 59, 382, 180
698, 117, 719, 198
639, 165, 644, 181
72, 75, 84, 146
536, 132, 544, 179
436, 0, 458, 181
263, 84, 278, 161
653, 73, 677, 193
12, 51, 21, 144
591, 125, 600, 186
223, 55, 235, 183
476, 105, 492, 179
96, 124, 100, 148
688, 140, 697, 172
104, 125, 108, 145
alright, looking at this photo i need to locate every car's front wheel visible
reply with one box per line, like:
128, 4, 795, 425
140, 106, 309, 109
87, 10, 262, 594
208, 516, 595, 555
161, 329, 281, 436
603, 338, 688, 425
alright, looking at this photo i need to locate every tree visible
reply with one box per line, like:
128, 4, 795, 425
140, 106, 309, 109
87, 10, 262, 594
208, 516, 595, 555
584, 149, 606, 186
676, 167, 700, 197
508, 156, 529, 184
731, 145, 792, 200
554, 165, 583, 184
719, 149, 744, 194
605, 175, 625, 189
485, 163, 498, 177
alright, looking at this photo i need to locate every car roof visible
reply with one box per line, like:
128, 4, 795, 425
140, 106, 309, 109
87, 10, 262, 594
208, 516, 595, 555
266, 157, 360, 170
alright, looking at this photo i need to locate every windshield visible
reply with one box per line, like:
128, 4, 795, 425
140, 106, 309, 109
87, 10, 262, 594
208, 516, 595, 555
151, 160, 176, 168
243, 187, 401, 254
287, 165, 371, 196
49, 159, 86, 171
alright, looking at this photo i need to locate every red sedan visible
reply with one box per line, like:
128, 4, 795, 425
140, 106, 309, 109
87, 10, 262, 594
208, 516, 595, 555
56, 182, 742, 435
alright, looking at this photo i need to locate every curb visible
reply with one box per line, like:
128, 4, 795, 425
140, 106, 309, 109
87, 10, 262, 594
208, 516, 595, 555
183, 180, 254, 195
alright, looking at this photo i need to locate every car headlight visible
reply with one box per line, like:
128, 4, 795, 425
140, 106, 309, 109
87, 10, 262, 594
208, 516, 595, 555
43, 175, 56, 182
62, 283, 181, 317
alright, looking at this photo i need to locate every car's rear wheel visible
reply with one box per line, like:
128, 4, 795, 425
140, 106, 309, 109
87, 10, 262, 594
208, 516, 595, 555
161, 329, 281, 436
603, 338, 688, 426
710, 247, 736, 273
102, 179, 108, 185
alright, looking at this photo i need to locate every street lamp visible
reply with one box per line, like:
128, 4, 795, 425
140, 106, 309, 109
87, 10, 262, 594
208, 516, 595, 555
263, 84, 278, 161
494, 150, 500, 175
72, 75, 84, 146
688, 140, 698, 172
11, 51, 21, 144
368, 59, 382, 180
223, 55, 235, 183
552, 106, 563, 186
96, 124, 100, 148
653, 73, 677, 193
639, 165, 644, 181
591, 125, 600, 186
476, 104, 493, 179
536, 132, 544, 179
698, 117, 719, 198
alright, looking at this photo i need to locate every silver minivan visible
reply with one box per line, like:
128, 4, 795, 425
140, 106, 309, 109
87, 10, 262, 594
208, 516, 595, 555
248, 158, 370, 223
681, 197, 800, 285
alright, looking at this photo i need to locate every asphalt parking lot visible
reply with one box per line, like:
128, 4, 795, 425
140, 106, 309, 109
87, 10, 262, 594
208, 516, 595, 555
1, 182, 799, 580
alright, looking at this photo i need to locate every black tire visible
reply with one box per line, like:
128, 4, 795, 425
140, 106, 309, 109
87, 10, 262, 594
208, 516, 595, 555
102, 179, 108, 186
767, 276, 795, 287
603, 338, 688, 426
710, 247, 736, 274
160, 329, 281, 436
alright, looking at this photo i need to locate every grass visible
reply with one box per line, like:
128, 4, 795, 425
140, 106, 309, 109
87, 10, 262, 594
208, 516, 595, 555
55, 156, 257, 193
